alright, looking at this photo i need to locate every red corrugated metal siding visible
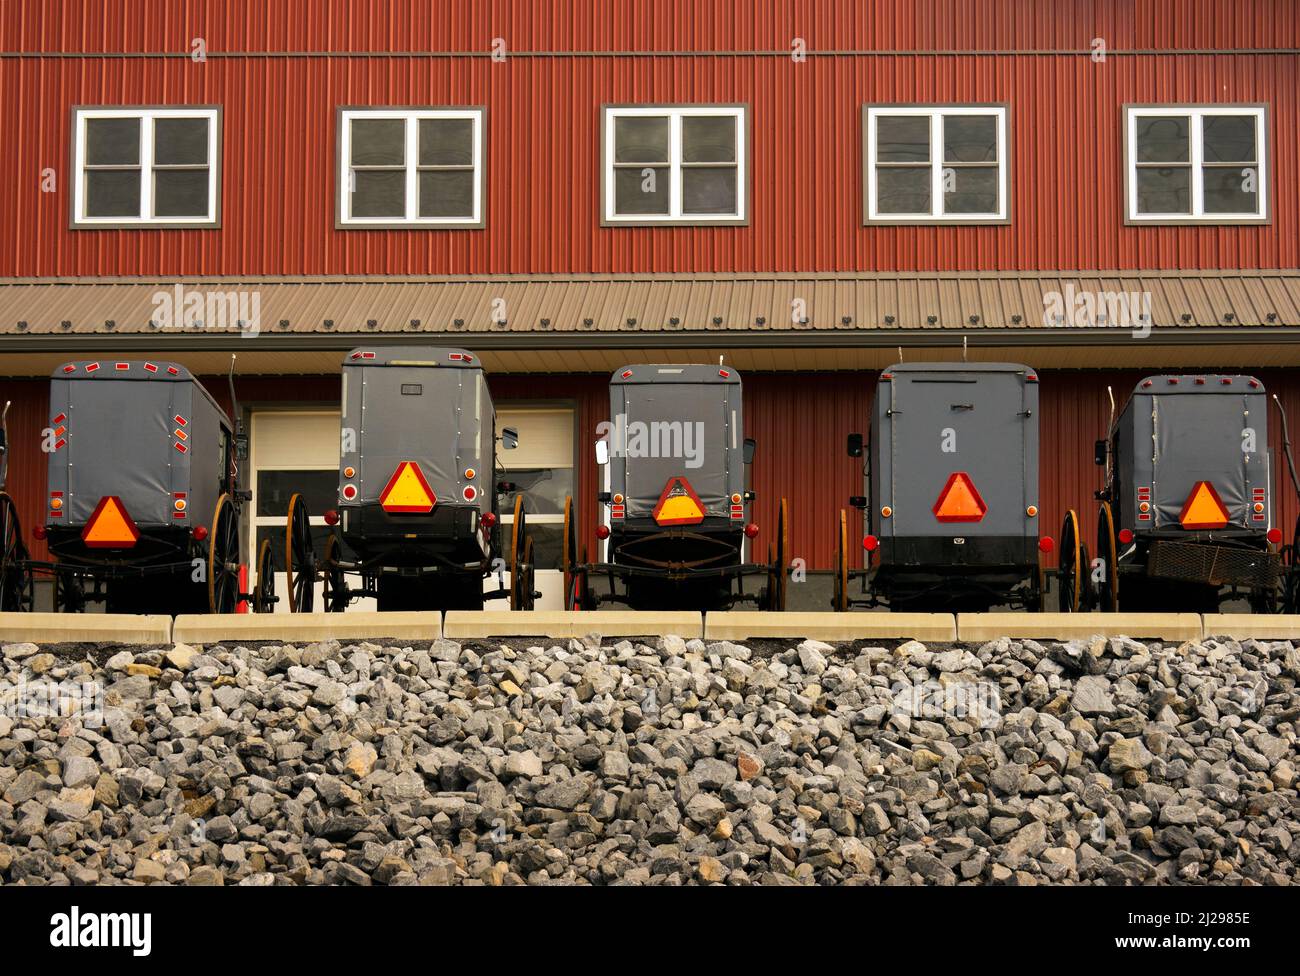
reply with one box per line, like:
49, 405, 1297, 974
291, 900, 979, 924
6, 366, 1300, 578
1, 3, 1295, 277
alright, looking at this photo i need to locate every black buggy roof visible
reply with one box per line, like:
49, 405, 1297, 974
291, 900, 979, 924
343, 346, 481, 368
611, 364, 742, 385
1129, 374, 1265, 394
881, 362, 1035, 376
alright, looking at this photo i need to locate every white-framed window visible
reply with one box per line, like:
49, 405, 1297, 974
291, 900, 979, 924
1125, 105, 1268, 223
602, 105, 746, 224
338, 107, 484, 227
71, 106, 220, 226
864, 105, 1009, 223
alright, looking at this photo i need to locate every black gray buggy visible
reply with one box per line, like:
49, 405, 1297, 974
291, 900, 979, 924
282, 347, 536, 613
0, 361, 265, 615
835, 362, 1047, 612
561, 364, 788, 612
1061, 374, 1298, 613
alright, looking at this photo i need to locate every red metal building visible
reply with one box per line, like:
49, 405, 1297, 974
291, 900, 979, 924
1, 0, 1298, 607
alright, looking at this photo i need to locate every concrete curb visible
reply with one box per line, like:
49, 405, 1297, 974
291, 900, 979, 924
956, 612, 1203, 642
704, 611, 957, 642
1201, 613, 1300, 640
172, 612, 441, 644
443, 610, 704, 640
0, 612, 172, 645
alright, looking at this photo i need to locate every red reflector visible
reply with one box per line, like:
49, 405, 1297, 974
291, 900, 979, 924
744, 522, 759, 538
193, 525, 208, 542
174, 442, 187, 453
1118, 528, 1133, 544
167, 366, 179, 375
324, 509, 340, 526
1179, 481, 1229, 530
862, 534, 879, 551
596, 524, 610, 539
610, 505, 625, 519
719, 369, 730, 378
342, 484, 357, 500
62, 364, 75, 373
463, 486, 477, 502
33, 525, 47, 540
933, 472, 987, 523
85, 362, 99, 373
1138, 513, 1151, 521
479, 511, 495, 529
1221, 377, 1232, 385
1038, 536, 1054, 554
1267, 528, 1283, 544
115, 362, 129, 371
144, 362, 158, 372
175, 415, 187, 426
54, 438, 66, 450
51, 413, 66, 425
621, 370, 633, 379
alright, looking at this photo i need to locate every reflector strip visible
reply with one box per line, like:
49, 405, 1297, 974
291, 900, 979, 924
85, 362, 99, 373
652, 477, 706, 526
53, 426, 66, 437
932, 472, 988, 523
54, 438, 66, 450
167, 366, 179, 375
175, 429, 188, 441
62, 364, 75, 373
144, 362, 158, 372
379, 461, 437, 513
115, 363, 129, 371
174, 415, 187, 426
81, 496, 139, 549
610, 505, 625, 518
1178, 481, 1230, 530
175, 442, 188, 453
51, 413, 66, 425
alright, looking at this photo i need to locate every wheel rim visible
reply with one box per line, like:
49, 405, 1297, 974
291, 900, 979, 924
561, 495, 576, 602
771, 497, 788, 611
322, 534, 348, 612
208, 494, 239, 613
509, 495, 524, 610
253, 538, 275, 613
1098, 502, 1119, 612
833, 509, 849, 612
1058, 510, 1082, 612
521, 538, 535, 611
285, 493, 316, 613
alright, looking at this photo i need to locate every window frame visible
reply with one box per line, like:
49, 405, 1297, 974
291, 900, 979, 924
862, 103, 1011, 226
601, 104, 749, 227
336, 105, 486, 229
496, 402, 579, 573
1123, 103, 1270, 225
70, 105, 221, 229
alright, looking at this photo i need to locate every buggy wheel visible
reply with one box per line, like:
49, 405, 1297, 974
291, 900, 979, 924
285, 493, 316, 613
1281, 513, 1300, 613
765, 497, 789, 611
514, 537, 536, 611
0, 492, 30, 612
1097, 501, 1119, 612
561, 495, 578, 605
1057, 509, 1083, 612
208, 493, 240, 614
509, 495, 526, 610
321, 534, 349, 612
832, 509, 849, 612
252, 538, 277, 613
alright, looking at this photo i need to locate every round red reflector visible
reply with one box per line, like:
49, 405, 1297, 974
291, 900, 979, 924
342, 484, 357, 500
33, 525, 47, 541
744, 523, 759, 538
862, 534, 879, 551
1118, 528, 1134, 544
193, 525, 209, 542
596, 524, 610, 540
463, 486, 477, 502
480, 512, 497, 529
1038, 536, 1054, 554
323, 509, 340, 526
1267, 527, 1283, 545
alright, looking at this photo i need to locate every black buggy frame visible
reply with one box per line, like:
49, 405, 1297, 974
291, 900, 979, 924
281, 347, 538, 613
0, 361, 265, 615
1060, 373, 1300, 614
561, 364, 788, 613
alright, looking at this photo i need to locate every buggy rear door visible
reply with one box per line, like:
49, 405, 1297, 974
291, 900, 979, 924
359, 367, 465, 502
1152, 394, 1253, 527
887, 370, 1029, 537
619, 382, 730, 516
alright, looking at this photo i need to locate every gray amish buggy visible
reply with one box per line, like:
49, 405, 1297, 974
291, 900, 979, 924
0, 360, 266, 615
1062, 373, 1298, 613
282, 346, 536, 612
561, 364, 788, 612
836, 362, 1047, 612
0, 400, 32, 611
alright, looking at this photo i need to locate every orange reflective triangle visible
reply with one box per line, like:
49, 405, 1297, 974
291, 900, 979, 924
933, 472, 987, 522
1179, 480, 1229, 529
81, 496, 139, 548
652, 477, 705, 526
380, 461, 437, 513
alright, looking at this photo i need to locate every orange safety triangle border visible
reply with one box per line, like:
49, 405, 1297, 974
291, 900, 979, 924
1178, 480, 1230, 530
379, 461, 438, 513
651, 476, 706, 526
81, 495, 140, 548
932, 471, 988, 523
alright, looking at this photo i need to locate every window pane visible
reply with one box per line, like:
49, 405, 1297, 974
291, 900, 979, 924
256, 469, 339, 518
418, 169, 474, 218
682, 167, 737, 214
943, 166, 999, 214
682, 115, 736, 163
499, 469, 573, 517
350, 118, 405, 166
875, 167, 930, 214
85, 170, 140, 217
943, 115, 997, 162
1135, 116, 1189, 162
614, 166, 669, 214
154, 169, 209, 217
1202, 115, 1257, 163
85, 117, 140, 165
351, 170, 405, 218
613, 116, 669, 163
1203, 166, 1259, 214
419, 118, 474, 166
876, 116, 929, 163
1135, 167, 1191, 214
154, 117, 209, 165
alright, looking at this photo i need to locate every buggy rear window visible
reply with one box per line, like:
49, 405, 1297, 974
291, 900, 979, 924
401, 384, 423, 395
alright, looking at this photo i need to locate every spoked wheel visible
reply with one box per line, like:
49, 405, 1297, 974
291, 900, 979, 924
1097, 501, 1120, 612
1058, 509, 1084, 612
0, 492, 30, 612
509, 495, 536, 610
561, 495, 589, 610
208, 493, 240, 614
321, 534, 350, 612
285, 492, 316, 613
252, 538, 277, 613
765, 497, 789, 611
832, 509, 850, 612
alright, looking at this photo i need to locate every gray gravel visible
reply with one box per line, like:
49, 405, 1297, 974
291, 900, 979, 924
0, 631, 1297, 885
